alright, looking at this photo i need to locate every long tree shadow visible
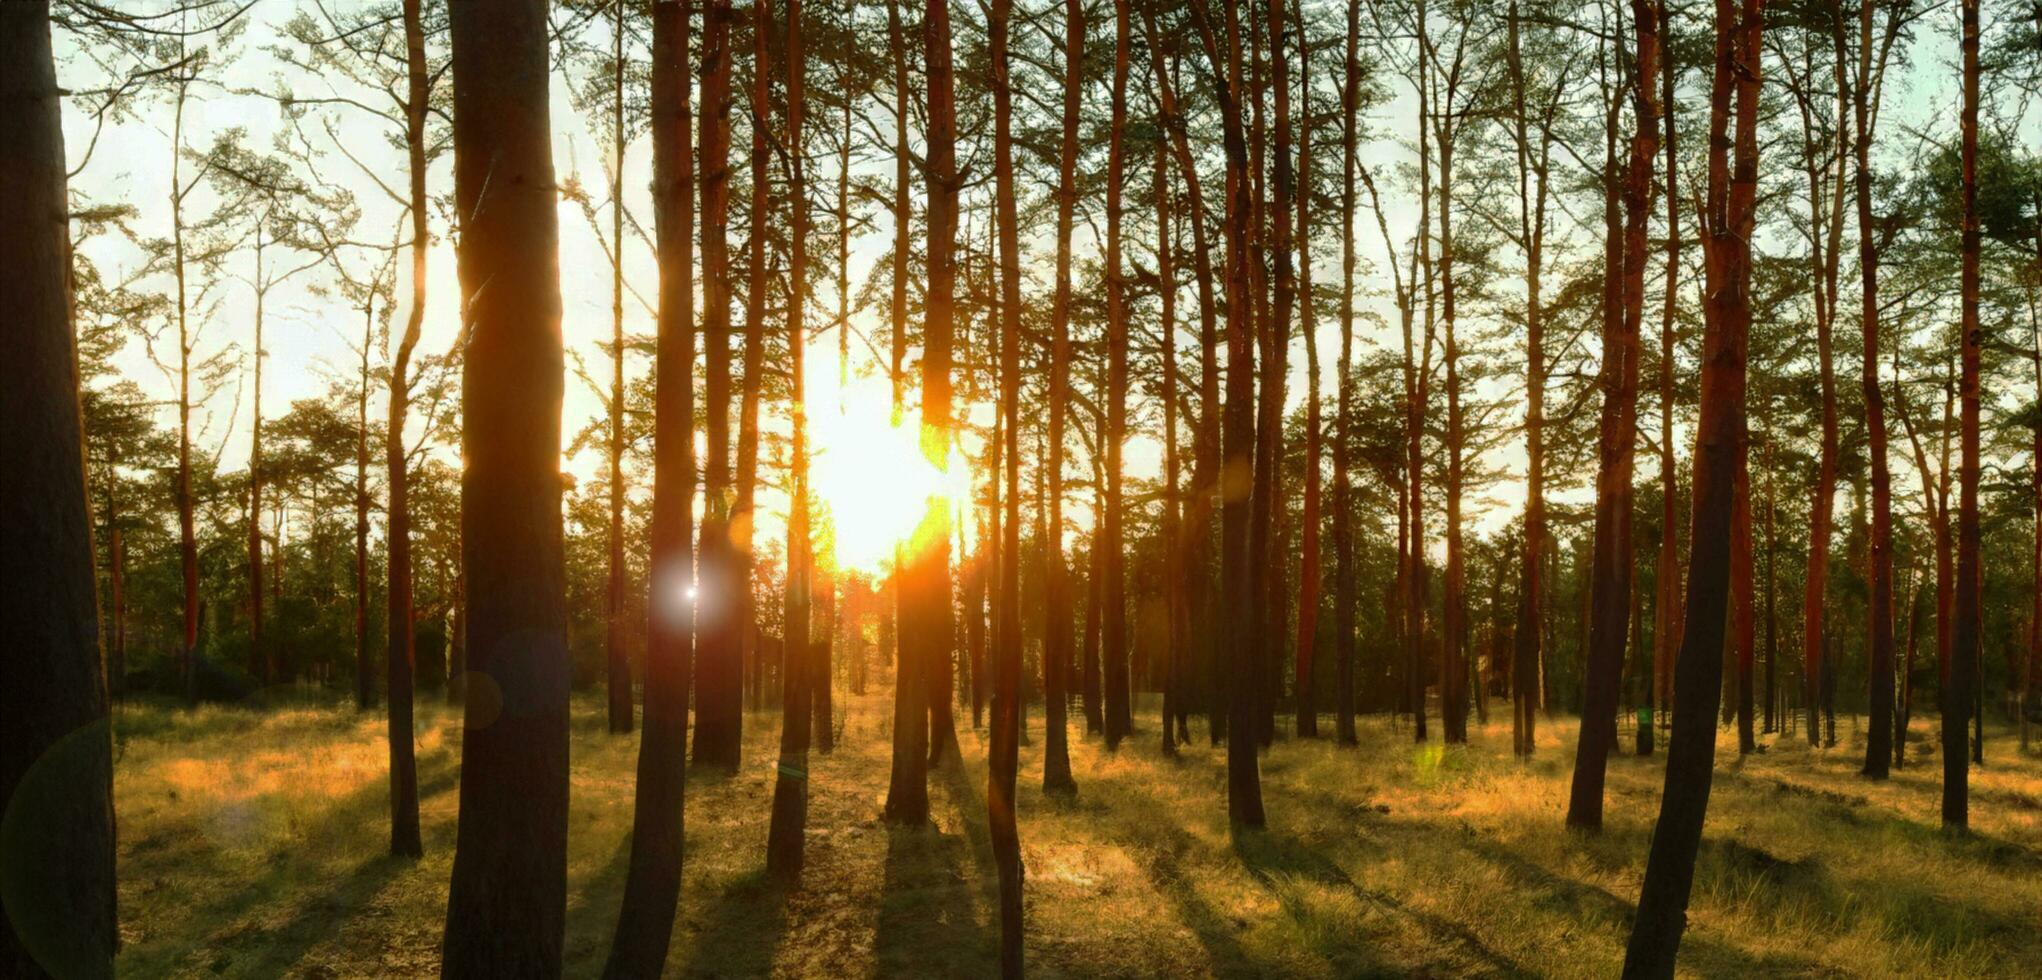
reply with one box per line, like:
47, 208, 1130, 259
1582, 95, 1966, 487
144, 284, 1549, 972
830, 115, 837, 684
558, 828, 639, 971
676, 867, 792, 979
1105, 806, 1261, 975
123, 752, 461, 976
871, 819, 997, 977
1229, 826, 1527, 978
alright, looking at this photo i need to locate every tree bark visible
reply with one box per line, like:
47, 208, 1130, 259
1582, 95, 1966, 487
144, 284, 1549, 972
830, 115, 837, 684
383, 0, 431, 860
692, 0, 743, 772
0, 8, 119, 974
600, 0, 698, 963
1568, 0, 1657, 831
1101, 0, 1134, 751
356, 297, 374, 711
1333, 0, 1360, 747
1852, 0, 1896, 778
1142, 14, 1224, 745
1505, 0, 1542, 756
1651, 31, 1681, 751
441, 0, 572, 973
1188, 0, 1266, 828
1624, 0, 1761, 970
768, 0, 816, 879
605, 0, 633, 737
1039, 0, 1082, 789
1945, 0, 1979, 829
249, 229, 267, 684
989, 4, 1026, 969
736, 0, 771, 718
1159, 138, 1185, 758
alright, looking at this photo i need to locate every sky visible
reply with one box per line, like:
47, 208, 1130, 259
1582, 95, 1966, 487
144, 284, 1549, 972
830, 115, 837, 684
56, 0, 2037, 573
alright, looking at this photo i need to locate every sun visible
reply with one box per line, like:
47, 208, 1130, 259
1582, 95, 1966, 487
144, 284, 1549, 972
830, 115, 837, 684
804, 357, 972, 579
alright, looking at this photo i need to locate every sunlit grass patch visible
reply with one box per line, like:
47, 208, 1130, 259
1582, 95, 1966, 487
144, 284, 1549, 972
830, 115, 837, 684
110, 689, 2041, 977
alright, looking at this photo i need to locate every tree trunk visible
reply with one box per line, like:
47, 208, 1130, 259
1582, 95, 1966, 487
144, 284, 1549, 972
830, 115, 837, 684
736, 0, 772, 719
0, 8, 119, 973
1099, 0, 1134, 751
1567, 0, 1656, 831
1733, 432, 1756, 754
1334, 0, 1360, 747
600, 0, 698, 967
356, 301, 374, 711
1945, 0, 1979, 829
1142, 14, 1224, 746
441, 0, 572, 973
692, 0, 742, 772
171, 70, 199, 699
603, 0, 633, 737
383, 0, 431, 860
1037, 0, 1081, 789
249, 230, 267, 684
1651, 33, 1681, 750
882, 0, 931, 824
1188, 0, 1266, 828
1288, 0, 1321, 742
1852, 0, 1895, 778
768, 0, 816, 879
886, 0, 956, 827
988, 3, 1026, 969
1158, 138, 1185, 758
1624, 0, 1761, 969
1505, 0, 1541, 757
1800, 15, 1849, 746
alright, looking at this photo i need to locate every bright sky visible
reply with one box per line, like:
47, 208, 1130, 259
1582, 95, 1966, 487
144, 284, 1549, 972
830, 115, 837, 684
57, 2, 2036, 576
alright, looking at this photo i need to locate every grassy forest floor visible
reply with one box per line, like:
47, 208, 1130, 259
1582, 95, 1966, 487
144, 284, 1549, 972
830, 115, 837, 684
110, 687, 2042, 978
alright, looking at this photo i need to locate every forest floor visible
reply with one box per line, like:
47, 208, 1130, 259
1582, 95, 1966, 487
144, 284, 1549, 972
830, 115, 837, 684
109, 687, 2042, 978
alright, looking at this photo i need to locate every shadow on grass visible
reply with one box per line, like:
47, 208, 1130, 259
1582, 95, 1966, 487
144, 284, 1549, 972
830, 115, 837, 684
124, 753, 460, 976
872, 818, 997, 977
1230, 826, 1525, 977
866, 752, 999, 974
558, 828, 637, 970
677, 867, 792, 979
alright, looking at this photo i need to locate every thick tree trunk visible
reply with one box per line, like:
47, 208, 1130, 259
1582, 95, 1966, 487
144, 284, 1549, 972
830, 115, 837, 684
989, 5, 1026, 970
736, 0, 771, 719
0, 9, 119, 974
692, 0, 743, 772
888, 0, 957, 826
1624, 0, 1761, 970
1041, 0, 1079, 784
1568, 0, 1656, 831
441, 1, 572, 973
768, 0, 816, 879
1945, 0, 1979, 829
1188, 0, 1266, 827
1506, 0, 1541, 757
882, 0, 932, 825
1853, 0, 1895, 778
600, 0, 698, 963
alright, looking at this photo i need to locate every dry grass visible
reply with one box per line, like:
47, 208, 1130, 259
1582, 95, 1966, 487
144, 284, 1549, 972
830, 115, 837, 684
109, 689, 2042, 977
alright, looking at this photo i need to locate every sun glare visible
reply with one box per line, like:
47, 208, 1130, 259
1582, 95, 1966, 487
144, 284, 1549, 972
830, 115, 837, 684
805, 355, 973, 579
